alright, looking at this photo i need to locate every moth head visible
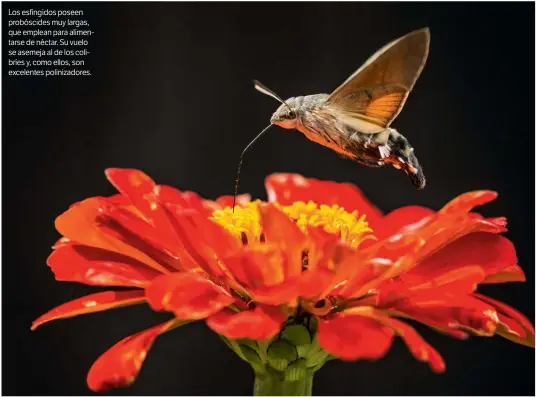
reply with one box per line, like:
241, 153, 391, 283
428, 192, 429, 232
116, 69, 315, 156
253, 80, 298, 129
271, 99, 298, 129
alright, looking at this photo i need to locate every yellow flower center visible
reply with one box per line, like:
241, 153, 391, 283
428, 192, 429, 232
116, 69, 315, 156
211, 200, 375, 248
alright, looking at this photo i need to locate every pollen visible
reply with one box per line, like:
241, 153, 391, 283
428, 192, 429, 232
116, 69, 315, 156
280, 201, 376, 247
211, 200, 375, 248
211, 201, 263, 243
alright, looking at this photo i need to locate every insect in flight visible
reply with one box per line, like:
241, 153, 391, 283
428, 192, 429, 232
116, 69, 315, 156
233, 28, 430, 208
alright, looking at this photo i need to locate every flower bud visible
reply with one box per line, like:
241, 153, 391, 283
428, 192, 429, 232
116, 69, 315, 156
222, 318, 331, 379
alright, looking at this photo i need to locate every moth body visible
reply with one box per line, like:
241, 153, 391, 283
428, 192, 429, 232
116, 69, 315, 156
254, 28, 430, 189
271, 94, 426, 188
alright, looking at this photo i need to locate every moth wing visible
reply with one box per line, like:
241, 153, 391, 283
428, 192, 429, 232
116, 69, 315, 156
326, 28, 430, 130
328, 84, 408, 134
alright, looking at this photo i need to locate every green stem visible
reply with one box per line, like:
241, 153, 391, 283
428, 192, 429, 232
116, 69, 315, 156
253, 371, 313, 396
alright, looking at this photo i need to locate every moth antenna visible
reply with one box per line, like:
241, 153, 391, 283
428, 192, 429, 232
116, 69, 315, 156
253, 80, 293, 112
233, 124, 274, 212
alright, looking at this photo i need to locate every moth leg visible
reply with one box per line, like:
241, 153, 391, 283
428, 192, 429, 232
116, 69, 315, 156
348, 131, 373, 146
378, 145, 391, 159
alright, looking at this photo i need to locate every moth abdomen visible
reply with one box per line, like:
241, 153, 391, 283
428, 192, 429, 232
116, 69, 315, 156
387, 129, 426, 189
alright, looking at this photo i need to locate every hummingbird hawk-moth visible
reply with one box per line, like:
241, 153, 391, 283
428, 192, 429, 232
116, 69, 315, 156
233, 28, 430, 208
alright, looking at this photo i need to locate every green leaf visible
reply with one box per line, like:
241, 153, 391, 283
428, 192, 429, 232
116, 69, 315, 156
307, 334, 322, 355
257, 335, 277, 361
305, 349, 329, 368
241, 345, 265, 374
281, 325, 312, 346
267, 340, 298, 362
296, 344, 311, 358
309, 361, 327, 372
268, 357, 289, 371
284, 359, 308, 381
238, 339, 259, 352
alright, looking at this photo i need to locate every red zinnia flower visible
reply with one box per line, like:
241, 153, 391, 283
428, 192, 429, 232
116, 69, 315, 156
33, 169, 534, 393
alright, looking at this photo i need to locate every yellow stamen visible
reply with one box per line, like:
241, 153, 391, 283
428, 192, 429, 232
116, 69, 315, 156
211, 201, 262, 244
211, 200, 376, 248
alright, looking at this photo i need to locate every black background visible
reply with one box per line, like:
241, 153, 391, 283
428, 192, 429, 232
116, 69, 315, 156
3, 2, 535, 396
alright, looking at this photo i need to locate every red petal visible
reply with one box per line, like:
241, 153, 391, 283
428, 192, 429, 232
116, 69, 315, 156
248, 280, 299, 305
108, 193, 130, 206
344, 307, 446, 373
265, 173, 383, 228
386, 318, 446, 372
413, 215, 508, 265
339, 235, 426, 298
32, 290, 145, 330
47, 244, 161, 287
94, 205, 185, 272
55, 198, 170, 274
259, 204, 308, 278
318, 313, 394, 361
52, 237, 71, 249
207, 305, 286, 340
223, 248, 285, 289
389, 295, 500, 336
439, 191, 498, 215
87, 319, 182, 392
245, 267, 337, 305
215, 194, 251, 208
408, 265, 486, 292
105, 169, 183, 246
408, 233, 520, 283
145, 273, 234, 320
482, 264, 526, 284
374, 206, 435, 241
308, 239, 364, 298
343, 212, 508, 299
156, 185, 215, 217
378, 266, 486, 306
474, 293, 535, 347
164, 207, 241, 278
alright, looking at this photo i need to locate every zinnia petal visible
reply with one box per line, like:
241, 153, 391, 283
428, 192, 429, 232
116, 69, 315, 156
206, 305, 286, 340
408, 233, 522, 283
258, 204, 308, 278
378, 265, 486, 305
32, 290, 146, 330
385, 318, 446, 373
343, 212, 507, 299
265, 173, 383, 228
87, 319, 183, 392
344, 307, 446, 372
439, 190, 498, 215
48, 244, 161, 287
482, 264, 526, 284
105, 169, 180, 243
215, 194, 251, 208
93, 205, 184, 271
317, 312, 394, 361
388, 295, 500, 336
164, 208, 241, 277
156, 185, 215, 216
474, 293, 535, 347
374, 206, 435, 240
223, 247, 285, 289
145, 273, 234, 320
55, 197, 170, 274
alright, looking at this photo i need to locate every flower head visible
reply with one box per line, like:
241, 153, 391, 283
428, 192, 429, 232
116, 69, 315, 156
33, 169, 534, 392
